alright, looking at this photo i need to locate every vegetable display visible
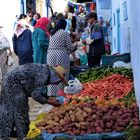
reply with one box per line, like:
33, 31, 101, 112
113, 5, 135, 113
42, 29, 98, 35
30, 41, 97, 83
35, 103, 139, 135
77, 67, 133, 83
64, 74, 133, 100
28, 67, 139, 139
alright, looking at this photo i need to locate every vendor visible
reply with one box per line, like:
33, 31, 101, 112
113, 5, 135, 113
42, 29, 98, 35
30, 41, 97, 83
86, 12, 105, 67
0, 64, 67, 140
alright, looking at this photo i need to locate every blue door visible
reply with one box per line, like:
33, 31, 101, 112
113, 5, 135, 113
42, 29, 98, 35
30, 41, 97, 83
116, 9, 121, 53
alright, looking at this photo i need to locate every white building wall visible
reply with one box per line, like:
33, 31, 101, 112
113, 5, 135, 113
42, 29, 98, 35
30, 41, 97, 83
111, 0, 131, 54
0, 0, 21, 50
130, 0, 140, 116
51, 0, 68, 14
96, 0, 111, 21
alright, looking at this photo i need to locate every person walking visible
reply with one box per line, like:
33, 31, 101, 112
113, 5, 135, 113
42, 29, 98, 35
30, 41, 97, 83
0, 64, 67, 140
12, 20, 33, 65
47, 18, 76, 96
32, 17, 50, 64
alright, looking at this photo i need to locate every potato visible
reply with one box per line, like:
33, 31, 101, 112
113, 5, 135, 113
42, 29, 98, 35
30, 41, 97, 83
80, 130, 86, 135
70, 114, 75, 122
66, 130, 73, 135
82, 112, 88, 118
75, 123, 81, 128
91, 129, 96, 133
36, 121, 46, 127
73, 130, 80, 135
100, 121, 105, 129
115, 127, 123, 132
53, 129, 61, 133
45, 120, 56, 125
69, 110, 73, 114
83, 107, 92, 113
91, 114, 97, 120
76, 115, 84, 122
54, 116, 60, 122
45, 124, 54, 129
59, 119, 66, 125
61, 128, 65, 132
79, 122, 86, 126
118, 121, 125, 127
106, 122, 112, 129
95, 127, 104, 133
47, 129, 53, 133
87, 130, 92, 134
75, 112, 81, 117
77, 107, 83, 113
105, 129, 112, 132
58, 114, 64, 119
37, 126, 46, 131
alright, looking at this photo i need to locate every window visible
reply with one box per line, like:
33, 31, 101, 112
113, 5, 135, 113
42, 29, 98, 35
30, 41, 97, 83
122, 1, 128, 21
114, 37, 116, 49
113, 13, 116, 26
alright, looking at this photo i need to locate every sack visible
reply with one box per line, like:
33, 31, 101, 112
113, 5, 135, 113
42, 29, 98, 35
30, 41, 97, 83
64, 78, 83, 94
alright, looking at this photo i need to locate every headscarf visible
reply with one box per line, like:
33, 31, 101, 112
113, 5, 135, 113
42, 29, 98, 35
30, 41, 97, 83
13, 19, 32, 37
51, 18, 67, 36
34, 17, 50, 37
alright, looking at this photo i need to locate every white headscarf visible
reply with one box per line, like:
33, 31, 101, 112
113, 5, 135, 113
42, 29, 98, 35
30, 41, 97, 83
13, 19, 33, 37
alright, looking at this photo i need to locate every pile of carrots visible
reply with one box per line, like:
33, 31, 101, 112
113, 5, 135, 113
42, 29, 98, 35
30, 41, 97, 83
65, 74, 133, 99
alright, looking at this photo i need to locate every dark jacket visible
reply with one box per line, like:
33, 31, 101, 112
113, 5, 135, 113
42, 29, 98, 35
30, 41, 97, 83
12, 29, 33, 65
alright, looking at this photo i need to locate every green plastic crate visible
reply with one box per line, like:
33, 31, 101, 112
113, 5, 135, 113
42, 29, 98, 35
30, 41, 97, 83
101, 53, 130, 67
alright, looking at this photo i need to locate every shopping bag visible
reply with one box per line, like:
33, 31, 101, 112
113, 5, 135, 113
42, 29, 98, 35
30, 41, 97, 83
64, 78, 83, 94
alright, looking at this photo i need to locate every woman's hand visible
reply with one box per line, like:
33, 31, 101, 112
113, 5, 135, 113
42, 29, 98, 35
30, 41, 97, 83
47, 97, 62, 107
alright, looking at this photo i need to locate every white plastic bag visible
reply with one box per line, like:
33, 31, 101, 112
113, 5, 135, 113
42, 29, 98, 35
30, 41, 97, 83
113, 61, 131, 69
7, 56, 14, 66
37, 104, 54, 115
64, 78, 83, 94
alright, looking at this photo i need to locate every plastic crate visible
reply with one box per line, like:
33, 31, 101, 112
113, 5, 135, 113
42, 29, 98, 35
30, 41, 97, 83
70, 65, 89, 76
101, 53, 130, 67
42, 132, 126, 140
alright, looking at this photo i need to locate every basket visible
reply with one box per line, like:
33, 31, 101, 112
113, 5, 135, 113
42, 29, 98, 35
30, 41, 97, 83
101, 53, 130, 67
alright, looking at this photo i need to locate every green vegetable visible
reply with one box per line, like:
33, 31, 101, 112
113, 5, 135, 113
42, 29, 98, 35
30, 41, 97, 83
77, 67, 133, 83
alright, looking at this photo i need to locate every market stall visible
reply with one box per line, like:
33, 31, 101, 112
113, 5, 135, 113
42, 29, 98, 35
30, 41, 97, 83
26, 67, 140, 140
67, 0, 96, 13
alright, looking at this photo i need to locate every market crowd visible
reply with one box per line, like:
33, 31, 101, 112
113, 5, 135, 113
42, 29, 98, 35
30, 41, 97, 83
0, 8, 110, 140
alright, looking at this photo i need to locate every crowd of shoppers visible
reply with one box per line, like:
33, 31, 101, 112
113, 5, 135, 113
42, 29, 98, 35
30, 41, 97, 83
0, 8, 108, 139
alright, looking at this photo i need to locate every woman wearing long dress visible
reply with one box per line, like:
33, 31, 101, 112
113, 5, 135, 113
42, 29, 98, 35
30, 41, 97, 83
0, 64, 67, 140
32, 17, 50, 64
47, 18, 76, 96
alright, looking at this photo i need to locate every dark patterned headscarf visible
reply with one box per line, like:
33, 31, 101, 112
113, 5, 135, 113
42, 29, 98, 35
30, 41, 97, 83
51, 18, 67, 36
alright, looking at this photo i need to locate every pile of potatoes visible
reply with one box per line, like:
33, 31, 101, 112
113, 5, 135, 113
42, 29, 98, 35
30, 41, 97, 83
36, 102, 140, 135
